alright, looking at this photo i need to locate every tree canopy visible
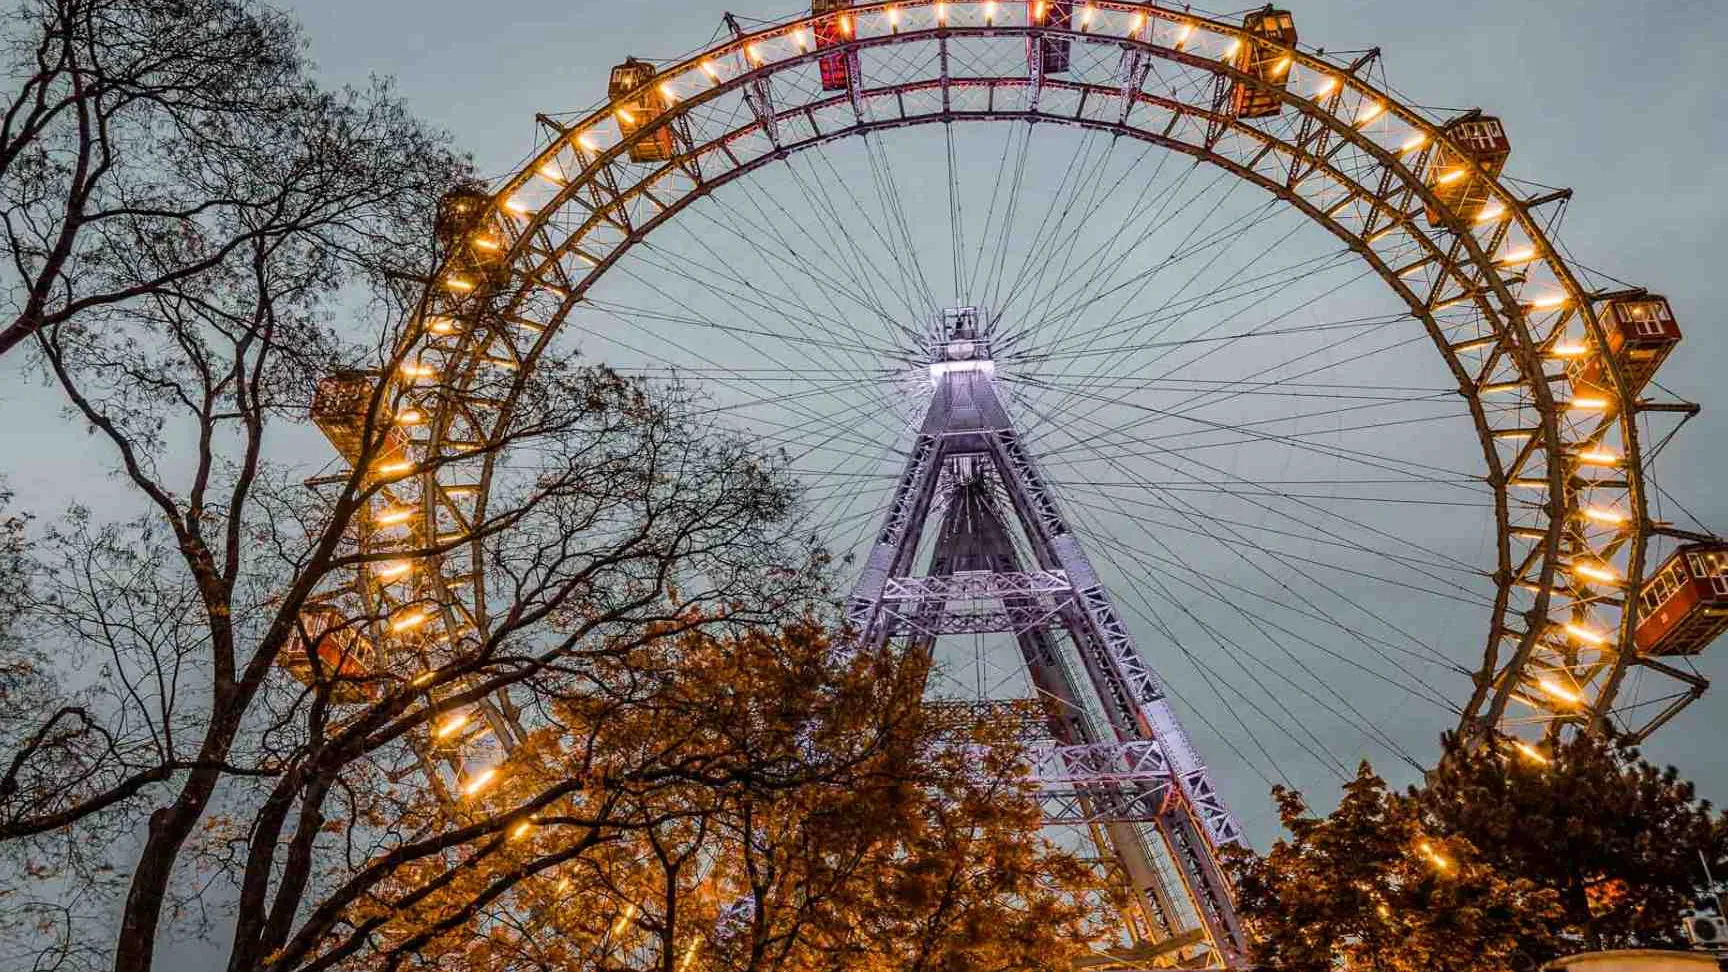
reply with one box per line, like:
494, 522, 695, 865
1227, 734, 1728, 972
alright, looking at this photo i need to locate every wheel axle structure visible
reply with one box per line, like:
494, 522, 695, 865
287, 2, 1723, 968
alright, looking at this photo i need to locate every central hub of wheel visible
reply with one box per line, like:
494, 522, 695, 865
929, 305, 995, 379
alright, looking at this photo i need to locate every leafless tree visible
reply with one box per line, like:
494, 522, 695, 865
0, 5, 1097, 972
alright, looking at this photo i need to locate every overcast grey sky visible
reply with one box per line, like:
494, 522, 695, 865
6, 0, 1728, 876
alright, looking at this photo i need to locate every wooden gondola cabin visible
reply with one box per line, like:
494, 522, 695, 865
1636, 543, 1728, 657
434, 184, 510, 289
608, 58, 676, 163
279, 604, 381, 703
1029, 0, 1074, 75
1230, 8, 1297, 120
1425, 114, 1511, 227
1566, 296, 1683, 400
312, 371, 410, 474
812, 0, 855, 91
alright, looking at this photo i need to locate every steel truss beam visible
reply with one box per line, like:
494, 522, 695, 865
845, 311, 1246, 966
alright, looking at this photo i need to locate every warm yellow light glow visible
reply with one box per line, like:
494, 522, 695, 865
1498, 247, 1537, 266
679, 939, 701, 972
462, 767, 498, 797
375, 561, 413, 582
511, 820, 534, 840
1527, 294, 1569, 311
502, 196, 532, 214
1547, 343, 1588, 358
1476, 204, 1507, 223
983, 1, 995, 23
1080, 4, 1096, 28
1314, 77, 1337, 98
615, 106, 636, 125
376, 460, 414, 477
701, 60, 719, 80
1398, 133, 1427, 153
410, 671, 436, 687
1571, 564, 1621, 587
1355, 101, 1385, 125
840, 13, 852, 35
443, 276, 475, 293
1512, 740, 1550, 765
1564, 620, 1612, 643
610, 904, 638, 938
1032, 0, 1046, 21
574, 132, 598, 152
1537, 677, 1584, 705
1582, 506, 1629, 526
1130, 12, 1146, 34
659, 83, 679, 104
1569, 396, 1611, 411
1175, 24, 1195, 47
435, 712, 471, 739
391, 610, 429, 633
471, 235, 502, 251
1436, 168, 1467, 185
535, 164, 563, 185
936, 2, 947, 23
400, 361, 437, 378
426, 316, 456, 335
1576, 449, 1620, 466
1417, 840, 1452, 872
395, 409, 424, 427
745, 44, 762, 65
1223, 38, 1240, 59
888, 6, 901, 27
1270, 56, 1292, 76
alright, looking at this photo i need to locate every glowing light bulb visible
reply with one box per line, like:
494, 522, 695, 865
1536, 677, 1583, 705
435, 712, 471, 739
1582, 506, 1628, 526
1399, 133, 1427, 153
462, 767, 499, 796
391, 610, 429, 633
1512, 740, 1549, 765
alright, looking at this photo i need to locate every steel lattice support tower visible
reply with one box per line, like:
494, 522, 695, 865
845, 308, 1247, 967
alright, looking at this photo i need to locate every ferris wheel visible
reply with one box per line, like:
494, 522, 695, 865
280, 2, 1725, 968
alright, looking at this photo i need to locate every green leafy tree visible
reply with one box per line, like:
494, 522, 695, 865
1228, 734, 1728, 970
1420, 732, 1728, 954
1228, 765, 1558, 972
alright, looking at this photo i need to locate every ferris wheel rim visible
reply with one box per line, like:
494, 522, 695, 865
378, 2, 1665, 756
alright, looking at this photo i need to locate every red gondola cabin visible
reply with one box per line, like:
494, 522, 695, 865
1029, 1, 1074, 75
312, 371, 411, 472
1636, 544, 1728, 657
609, 58, 676, 163
1566, 297, 1683, 401
1425, 114, 1510, 227
1230, 8, 1297, 120
812, 0, 855, 91
279, 604, 381, 703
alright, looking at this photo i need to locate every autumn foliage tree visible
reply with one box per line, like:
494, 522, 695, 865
1227, 734, 1728, 972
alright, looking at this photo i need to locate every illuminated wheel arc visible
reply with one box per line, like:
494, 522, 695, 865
370, 0, 1676, 782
